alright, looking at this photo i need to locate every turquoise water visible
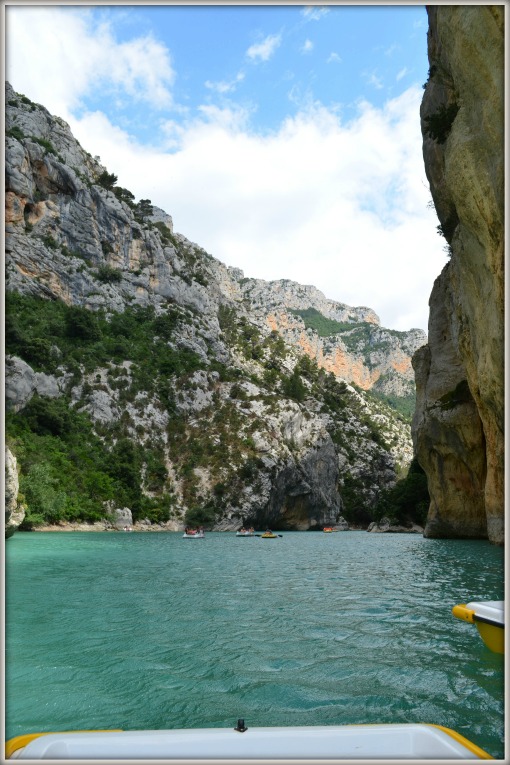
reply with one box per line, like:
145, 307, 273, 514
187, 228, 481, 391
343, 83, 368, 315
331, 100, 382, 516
5, 531, 505, 757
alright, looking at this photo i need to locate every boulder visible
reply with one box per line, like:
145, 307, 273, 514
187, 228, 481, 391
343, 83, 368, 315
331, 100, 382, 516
367, 516, 424, 534
5, 356, 65, 412
109, 507, 133, 530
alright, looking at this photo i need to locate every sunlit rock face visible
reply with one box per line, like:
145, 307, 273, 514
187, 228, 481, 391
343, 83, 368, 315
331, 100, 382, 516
239, 277, 425, 397
414, 6, 504, 544
5, 447, 25, 537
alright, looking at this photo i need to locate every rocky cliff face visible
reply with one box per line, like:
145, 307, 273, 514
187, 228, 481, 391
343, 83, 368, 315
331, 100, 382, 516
5, 82, 416, 532
238, 278, 425, 399
5, 447, 25, 537
413, 6, 504, 544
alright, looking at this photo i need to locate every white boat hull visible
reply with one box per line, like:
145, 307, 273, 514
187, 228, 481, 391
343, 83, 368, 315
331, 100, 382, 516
6, 723, 492, 759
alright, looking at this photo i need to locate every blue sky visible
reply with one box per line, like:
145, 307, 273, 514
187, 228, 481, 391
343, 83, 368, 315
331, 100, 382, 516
75, 5, 428, 139
6, 4, 445, 332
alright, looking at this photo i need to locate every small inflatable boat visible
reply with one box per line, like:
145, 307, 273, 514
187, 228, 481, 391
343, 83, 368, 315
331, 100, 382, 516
236, 531, 255, 536
182, 531, 205, 539
452, 600, 504, 654
5, 722, 493, 759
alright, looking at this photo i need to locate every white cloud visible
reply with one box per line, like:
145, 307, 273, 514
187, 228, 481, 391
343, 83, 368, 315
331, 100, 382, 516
363, 70, 384, 90
205, 72, 245, 94
385, 43, 399, 57
5, 5, 443, 333
301, 39, 314, 54
5, 6, 175, 119
328, 52, 342, 64
246, 33, 281, 63
396, 67, 408, 81
302, 7, 330, 22
66, 86, 444, 332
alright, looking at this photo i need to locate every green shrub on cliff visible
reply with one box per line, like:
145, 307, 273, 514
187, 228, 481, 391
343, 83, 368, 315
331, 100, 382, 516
424, 103, 459, 144
30, 136, 58, 156
95, 264, 122, 283
96, 170, 118, 190
7, 126, 25, 141
290, 307, 350, 337
282, 368, 306, 402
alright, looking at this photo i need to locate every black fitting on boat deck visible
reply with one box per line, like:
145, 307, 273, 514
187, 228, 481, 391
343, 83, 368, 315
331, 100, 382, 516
234, 718, 248, 732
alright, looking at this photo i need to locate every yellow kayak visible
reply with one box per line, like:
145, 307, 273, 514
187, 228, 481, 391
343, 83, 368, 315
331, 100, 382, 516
452, 600, 504, 654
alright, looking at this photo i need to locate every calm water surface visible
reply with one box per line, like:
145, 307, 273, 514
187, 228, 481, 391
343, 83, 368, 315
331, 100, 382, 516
5, 531, 505, 757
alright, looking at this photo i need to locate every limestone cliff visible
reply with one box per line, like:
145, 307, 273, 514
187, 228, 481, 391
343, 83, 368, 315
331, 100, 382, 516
238, 278, 425, 400
5, 83, 416, 532
413, 6, 504, 544
5, 447, 25, 537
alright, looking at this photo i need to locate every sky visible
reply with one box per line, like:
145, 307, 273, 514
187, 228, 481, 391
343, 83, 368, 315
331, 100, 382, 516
5, 3, 447, 332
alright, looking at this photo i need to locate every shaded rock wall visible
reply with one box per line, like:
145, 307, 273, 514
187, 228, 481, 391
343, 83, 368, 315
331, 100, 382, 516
414, 6, 504, 543
412, 269, 487, 539
260, 437, 342, 531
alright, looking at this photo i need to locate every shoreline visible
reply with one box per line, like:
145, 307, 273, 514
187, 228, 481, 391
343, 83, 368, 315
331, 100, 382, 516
23, 522, 182, 533
12, 523, 422, 534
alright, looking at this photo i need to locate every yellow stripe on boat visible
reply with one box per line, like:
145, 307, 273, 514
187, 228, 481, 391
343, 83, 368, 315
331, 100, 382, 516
430, 725, 493, 759
5, 730, 122, 759
452, 604, 476, 623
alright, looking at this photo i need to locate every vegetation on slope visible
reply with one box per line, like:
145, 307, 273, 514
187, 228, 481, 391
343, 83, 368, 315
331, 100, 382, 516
289, 307, 354, 337
7, 289, 416, 529
370, 390, 416, 422
5, 293, 198, 526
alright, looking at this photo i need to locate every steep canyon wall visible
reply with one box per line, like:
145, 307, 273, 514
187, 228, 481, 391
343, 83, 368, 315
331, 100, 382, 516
413, 6, 504, 544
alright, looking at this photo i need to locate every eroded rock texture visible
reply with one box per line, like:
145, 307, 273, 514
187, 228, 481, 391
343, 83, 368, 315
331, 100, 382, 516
414, 6, 504, 544
5, 447, 25, 537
